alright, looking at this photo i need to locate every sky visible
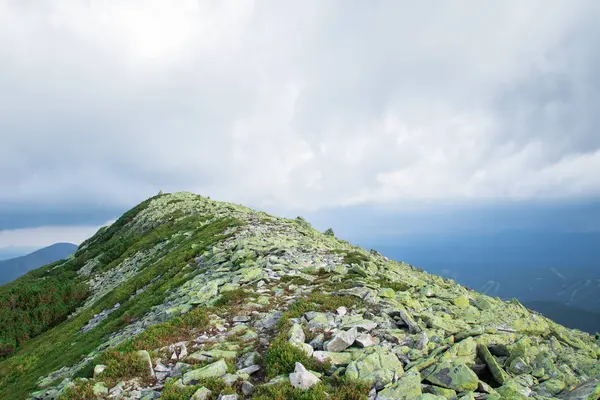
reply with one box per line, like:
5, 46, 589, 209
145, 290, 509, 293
1, 1, 600, 251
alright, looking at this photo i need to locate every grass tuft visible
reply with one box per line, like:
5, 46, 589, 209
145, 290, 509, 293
58, 379, 95, 400
213, 289, 251, 307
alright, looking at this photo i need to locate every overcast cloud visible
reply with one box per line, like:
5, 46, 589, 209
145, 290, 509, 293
1, 1, 600, 246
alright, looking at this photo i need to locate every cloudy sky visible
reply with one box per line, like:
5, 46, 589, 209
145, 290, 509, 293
1, 0, 600, 251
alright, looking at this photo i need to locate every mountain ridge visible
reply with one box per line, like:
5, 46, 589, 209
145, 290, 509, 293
0, 192, 598, 400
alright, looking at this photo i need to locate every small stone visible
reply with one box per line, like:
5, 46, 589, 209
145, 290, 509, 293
376, 370, 422, 400
289, 362, 320, 390
425, 361, 479, 392
237, 364, 261, 375
217, 394, 238, 400
478, 380, 493, 393
288, 323, 306, 343
93, 364, 106, 378
154, 362, 170, 372
222, 373, 240, 385
326, 327, 359, 352
233, 315, 251, 323
312, 351, 354, 365
183, 359, 228, 385
137, 350, 155, 378
509, 356, 532, 375
173, 362, 191, 376
191, 387, 212, 400
241, 381, 255, 395
477, 345, 508, 385
240, 351, 260, 368
355, 333, 375, 348
179, 343, 188, 359
309, 333, 325, 350
92, 382, 109, 396
291, 341, 314, 357
415, 332, 429, 350
453, 296, 470, 309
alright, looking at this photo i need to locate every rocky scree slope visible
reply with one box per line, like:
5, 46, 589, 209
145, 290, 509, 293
0, 192, 598, 400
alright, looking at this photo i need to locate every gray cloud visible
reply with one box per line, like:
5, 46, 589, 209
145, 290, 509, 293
1, 0, 600, 218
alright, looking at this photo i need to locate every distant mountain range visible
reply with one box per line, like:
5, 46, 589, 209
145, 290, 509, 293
0, 243, 78, 285
523, 301, 600, 334
369, 233, 600, 334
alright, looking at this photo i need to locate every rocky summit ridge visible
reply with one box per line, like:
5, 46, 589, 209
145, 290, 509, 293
1, 192, 599, 400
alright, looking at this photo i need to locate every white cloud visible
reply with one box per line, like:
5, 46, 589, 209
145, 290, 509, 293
1, 0, 599, 213
0, 222, 112, 248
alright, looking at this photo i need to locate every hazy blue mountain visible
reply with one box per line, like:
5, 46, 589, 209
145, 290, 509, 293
524, 301, 600, 334
363, 231, 600, 333
0, 247, 35, 261
0, 243, 78, 285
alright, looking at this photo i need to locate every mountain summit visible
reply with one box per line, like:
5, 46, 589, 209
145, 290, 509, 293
1, 192, 598, 399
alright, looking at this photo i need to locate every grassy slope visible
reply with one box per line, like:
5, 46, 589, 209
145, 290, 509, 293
0, 194, 244, 399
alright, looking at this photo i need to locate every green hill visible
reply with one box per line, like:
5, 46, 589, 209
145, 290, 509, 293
0, 192, 598, 400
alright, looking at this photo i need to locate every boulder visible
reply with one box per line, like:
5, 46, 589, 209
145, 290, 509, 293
355, 333, 375, 348
326, 328, 359, 352
424, 361, 479, 392
288, 323, 305, 343
376, 370, 422, 400
93, 364, 106, 378
477, 344, 508, 385
312, 351, 354, 366
241, 381, 255, 395
346, 347, 404, 389
191, 387, 212, 400
557, 380, 600, 399
289, 362, 320, 390
136, 350, 155, 378
183, 359, 228, 385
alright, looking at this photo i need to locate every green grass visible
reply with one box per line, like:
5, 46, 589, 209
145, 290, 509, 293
329, 250, 369, 266
213, 289, 251, 307
374, 277, 411, 292
264, 337, 320, 379
278, 292, 364, 330
264, 290, 364, 379
57, 379, 95, 400
161, 377, 233, 400
281, 275, 311, 285
97, 350, 150, 387
0, 213, 244, 399
254, 378, 370, 400
117, 306, 210, 353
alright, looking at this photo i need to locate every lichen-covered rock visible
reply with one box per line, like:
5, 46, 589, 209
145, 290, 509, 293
424, 360, 479, 392
557, 380, 600, 399
326, 328, 359, 352
534, 378, 567, 397
289, 363, 320, 390
478, 344, 509, 385
312, 351, 354, 365
496, 378, 532, 399
346, 347, 404, 389
376, 370, 422, 400
182, 359, 228, 384
191, 387, 212, 400
16, 192, 600, 400
423, 385, 457, 399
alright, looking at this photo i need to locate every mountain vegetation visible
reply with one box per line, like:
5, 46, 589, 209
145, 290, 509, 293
0, 192, 598, 400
